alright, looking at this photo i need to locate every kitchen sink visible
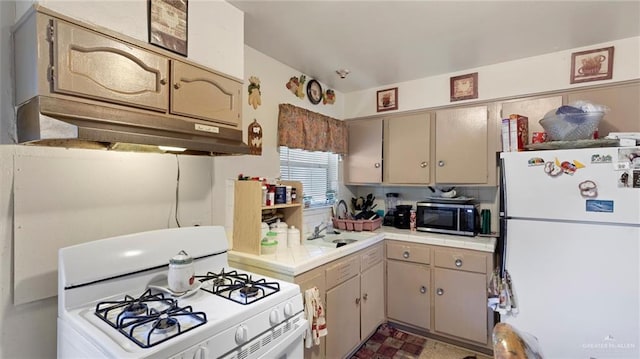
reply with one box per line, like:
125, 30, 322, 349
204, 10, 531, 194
305, 231, 374, 248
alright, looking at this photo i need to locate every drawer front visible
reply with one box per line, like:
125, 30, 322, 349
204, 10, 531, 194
326, 255, 360, 289
386, 241, 430, 264
434, 249, 487, 274
361, 244, 383, 272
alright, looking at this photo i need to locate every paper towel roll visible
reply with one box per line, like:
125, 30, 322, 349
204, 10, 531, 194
287, 226, 300, 248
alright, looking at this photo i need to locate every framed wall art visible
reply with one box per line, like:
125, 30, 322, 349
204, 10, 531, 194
377, 87, 398, 112
570, 46, 614, 84
450, 72, 478, 102
148, 0, 188, 56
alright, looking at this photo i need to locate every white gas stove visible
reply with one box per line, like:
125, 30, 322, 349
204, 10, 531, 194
57, 226, 306, 359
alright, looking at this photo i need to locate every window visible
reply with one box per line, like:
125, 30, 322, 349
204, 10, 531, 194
279, 146, 338, 206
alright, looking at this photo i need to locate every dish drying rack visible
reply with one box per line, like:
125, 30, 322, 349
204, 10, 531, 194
332, 217, 382, 232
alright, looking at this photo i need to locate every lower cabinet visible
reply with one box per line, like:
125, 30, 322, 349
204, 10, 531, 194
325, 243, 385, 358
433, 268, 487, 343
360, 248, 385, 339
326, 275, 361, 358
386, 260, 430, 330
294, 267, 326, 359
386, 240, 494, 347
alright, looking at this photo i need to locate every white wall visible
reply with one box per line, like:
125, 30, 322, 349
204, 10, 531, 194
213, 45, 348, 241
345, 36, 640, 119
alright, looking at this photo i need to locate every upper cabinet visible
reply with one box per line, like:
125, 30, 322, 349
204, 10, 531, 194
14, 10, 242, 129
346, 119, 383, 183
384, 113, 431, 184
346, 107, 496, 186
500, 95, 563, 148
566, 82, 640, 135
52, 19, 170, 112
170, 60, 241, 126
434, 106, 489, 184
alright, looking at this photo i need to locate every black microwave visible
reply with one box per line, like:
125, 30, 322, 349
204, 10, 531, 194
415, 201, 479, 236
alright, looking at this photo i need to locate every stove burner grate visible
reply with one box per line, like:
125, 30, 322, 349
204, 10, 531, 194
95, 289, 175, 329
94, 289, 207, 348
212, 276, 281, 305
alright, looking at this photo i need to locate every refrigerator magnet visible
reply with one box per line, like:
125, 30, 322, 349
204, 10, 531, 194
561, 161, 577, 175
585, 199, 614, 213
527, 157, 544, 166
619, 172, 630, 187
632, 170, 640, 188
579, 180, 598, 197
544, 161, 562, 177
591, 154, 612, 163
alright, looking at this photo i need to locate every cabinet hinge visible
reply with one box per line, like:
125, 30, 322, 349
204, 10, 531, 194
48, 66, 55, 83
47, 21, 55, 43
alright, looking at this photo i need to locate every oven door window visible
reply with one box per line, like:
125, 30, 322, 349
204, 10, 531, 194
418, 207, 458, 230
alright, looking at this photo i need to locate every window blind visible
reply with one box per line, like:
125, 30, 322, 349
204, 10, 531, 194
279, 146, 338, 205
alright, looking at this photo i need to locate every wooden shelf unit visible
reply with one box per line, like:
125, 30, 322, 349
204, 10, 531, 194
232, 180, 303, 255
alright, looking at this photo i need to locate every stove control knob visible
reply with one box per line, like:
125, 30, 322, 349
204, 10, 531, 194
284, 302, 294, 317
235, 325, 248, 344
269, 310, 280, 325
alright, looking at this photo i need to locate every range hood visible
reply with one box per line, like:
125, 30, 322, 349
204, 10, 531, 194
17, 96, 251, 156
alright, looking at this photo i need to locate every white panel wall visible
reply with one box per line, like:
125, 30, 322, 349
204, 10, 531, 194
345, 36, 640, 119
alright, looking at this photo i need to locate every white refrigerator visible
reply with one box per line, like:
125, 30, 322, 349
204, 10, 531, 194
500, 147, 640, 359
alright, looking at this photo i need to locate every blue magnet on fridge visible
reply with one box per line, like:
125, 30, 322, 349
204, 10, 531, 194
585, 200, 614, 213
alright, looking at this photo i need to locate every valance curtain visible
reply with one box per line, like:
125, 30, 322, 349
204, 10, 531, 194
278, 104, 348, 155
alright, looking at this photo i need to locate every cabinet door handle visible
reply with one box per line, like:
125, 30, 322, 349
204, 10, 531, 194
173, 82, 181, 89
455, 259, 463, 268
355, 297, 361, 305
160, 78, 167, 85
374, 162, 381, 168
402, 251, 410, 259
363, 293, 368, 300
438, 160, 445, 167
419, 286, 427, 294
420, 161, 428, 168
437, 288, 444, 296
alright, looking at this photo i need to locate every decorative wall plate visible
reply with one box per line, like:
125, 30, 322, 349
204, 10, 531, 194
306, 79, 323, 105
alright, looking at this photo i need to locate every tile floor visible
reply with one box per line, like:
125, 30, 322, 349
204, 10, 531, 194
351, 323, 493, 359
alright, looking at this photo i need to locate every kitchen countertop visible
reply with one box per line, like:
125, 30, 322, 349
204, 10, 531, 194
228, 228, 497, 277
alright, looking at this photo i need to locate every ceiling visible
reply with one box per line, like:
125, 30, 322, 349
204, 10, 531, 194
229, 1, 640, 93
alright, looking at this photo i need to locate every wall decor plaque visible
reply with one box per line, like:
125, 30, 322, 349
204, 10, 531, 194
149, 0, 188, 56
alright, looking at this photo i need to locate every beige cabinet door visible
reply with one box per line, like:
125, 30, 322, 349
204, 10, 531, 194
170, 60, 242, 127
295, 268, 326, 359
385, 113, 431, 184
435, 106, 488, 184
386, 260, 430, 330
53, 19, 169, 112
346, 119, 383, 183
500, 95, 563, 147
433, 268, 487, 344
567, 83, 640, 136
326, 275, 361, 359
360, 261, 385, 339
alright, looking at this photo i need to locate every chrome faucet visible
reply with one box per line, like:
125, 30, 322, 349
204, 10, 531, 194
307, 222, 327, 240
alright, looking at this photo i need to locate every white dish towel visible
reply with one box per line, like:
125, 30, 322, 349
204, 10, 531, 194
304, 286, 327, 348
